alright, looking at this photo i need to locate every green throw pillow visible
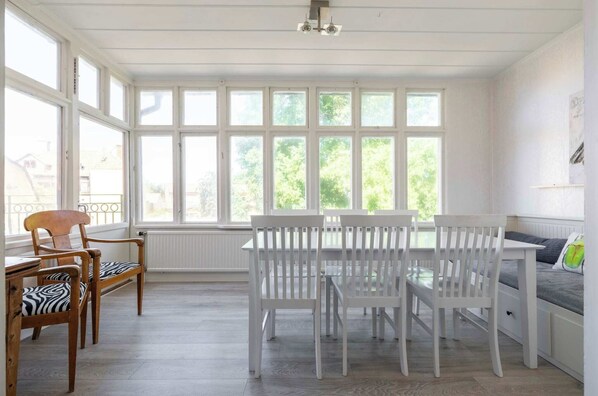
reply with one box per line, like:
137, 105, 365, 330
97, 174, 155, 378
553, 233, 585, 275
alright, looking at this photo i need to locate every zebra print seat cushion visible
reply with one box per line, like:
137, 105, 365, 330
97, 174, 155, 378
45, 261, 140, 283
22, 282, 87, 317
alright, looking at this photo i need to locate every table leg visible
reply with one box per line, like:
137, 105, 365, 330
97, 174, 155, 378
248, 251, 255, 372
6, 278, 23, 396
518, 249, 538, 369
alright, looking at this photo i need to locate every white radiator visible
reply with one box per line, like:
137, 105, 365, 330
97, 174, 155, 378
145, 230, 252, 272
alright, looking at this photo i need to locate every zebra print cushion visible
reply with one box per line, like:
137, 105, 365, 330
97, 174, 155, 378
22, 282, 88, 317
45, 261, 140, 282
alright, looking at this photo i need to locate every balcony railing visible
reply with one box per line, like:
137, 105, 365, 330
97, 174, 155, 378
5, 194, 124, 235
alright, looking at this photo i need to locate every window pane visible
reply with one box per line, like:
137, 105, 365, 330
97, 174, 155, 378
110, 76, 125, 121
319, 91, 352, 126
184, 136, 218, 222
139, 90, 173, 125
274, 137, 306, 210
79, 118, 124, 225
319, 137, 352, 210
407, 92, 441, 127
361, 92, 394, 127
230, 136, 263, 222
230, 90, 263, 126
78, 57, 99, 108
182, 90, 217, 126
272, 91, 306, 126
6, 10, 58, 89
140, 136, 173, 221
5, 88, 60, 235
362, 137, 394, 212
407, 137, 440, 221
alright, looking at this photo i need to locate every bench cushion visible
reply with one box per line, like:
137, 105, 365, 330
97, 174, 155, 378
505, 231, 567, 264
45, 261, 140, 283
498, 260, 583, 316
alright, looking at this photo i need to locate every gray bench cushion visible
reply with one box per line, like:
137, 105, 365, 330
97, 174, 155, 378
498, 260, 584, 316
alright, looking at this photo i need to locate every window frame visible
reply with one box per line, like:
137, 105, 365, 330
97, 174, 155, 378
108, 74, 129, 123
136, 87, 175, 128
359, 133, 397, 212
316, 87, 354, 129
316, 132, 355, 213
180, 131, 220, 224
405, 88, 446, 131
359, 89, 396, 129
180, 87, 219, 129
270, 131, 310, 212
77, 55, 101, 110
269, 87, 309, 129
227, 88, 265, 129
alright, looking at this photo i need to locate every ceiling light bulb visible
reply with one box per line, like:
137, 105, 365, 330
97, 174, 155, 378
298, 20, 312, 33
325, 22, 337, 35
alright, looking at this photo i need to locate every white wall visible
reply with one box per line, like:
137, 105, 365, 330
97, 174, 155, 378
492, 25, 584, 218
584, 0, 598, 393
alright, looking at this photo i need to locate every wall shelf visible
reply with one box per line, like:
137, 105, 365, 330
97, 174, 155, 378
530, 184, 585, 189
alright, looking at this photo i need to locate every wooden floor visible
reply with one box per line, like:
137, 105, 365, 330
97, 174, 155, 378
17, 282, 583, 395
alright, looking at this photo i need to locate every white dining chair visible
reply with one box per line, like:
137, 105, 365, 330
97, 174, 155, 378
250, 215, 325, 379
331, 214, 412, 376
406, 214, 506, 378
322, 209, 368, 336
375, 210, 422, 321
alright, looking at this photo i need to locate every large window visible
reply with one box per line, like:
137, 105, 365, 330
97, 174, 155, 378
361, 91, 394, 127
139, 135, 173, 222
139, 90, 173, 126
183, 90, 217, 126
272, 90, 307, 126
319, 136, 352, 210
319, 91, 352, 127
79, 117, 125, 225
6, 10, 59, 89
362, 137, 394, 212
407, 91, 442, 128
78, 57, 100, 108
229, 90, 263, 126
110, 76, 126, 121
230, 136, 263, 222
183, 135, 218, 222
407, 137, 441, 222
273, 136, 306, 210
5, 88, 60, 235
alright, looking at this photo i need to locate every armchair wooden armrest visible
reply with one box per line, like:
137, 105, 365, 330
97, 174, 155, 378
31, 250, 91, 284
86, 237, 144, 247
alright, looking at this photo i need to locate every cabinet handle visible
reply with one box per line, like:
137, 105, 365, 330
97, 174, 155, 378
506, 310, 513, 316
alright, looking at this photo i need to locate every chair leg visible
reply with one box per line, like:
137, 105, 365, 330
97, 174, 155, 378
439, 308, 446, 339
453, 308, 461, 340
406, 289, 413, 341
371, 307, 377, 338
393, 307, 400, 340
266, 310, 276, 340
378, 308, 385, 340
399, 304, 408, 376
137, 271, 144, 316
488, 306, 503, 377
68, 312, 78, 392
254, 309, 263, 379
32, 326, 42, 340
92, 283, 101, 344
333, 290, 338, 340
432, 308, 441, 378
325, 276, 331, 336
315, 306, 322, 379
363, 307, 367, 316
80, 297, 88, 349
342, 306, 349, 377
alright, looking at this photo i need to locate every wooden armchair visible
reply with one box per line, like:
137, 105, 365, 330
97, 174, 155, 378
24, 210, 145, 345
22, 250, 91, 392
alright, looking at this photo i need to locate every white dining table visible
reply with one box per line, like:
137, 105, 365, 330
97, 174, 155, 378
242, 230, 544, 372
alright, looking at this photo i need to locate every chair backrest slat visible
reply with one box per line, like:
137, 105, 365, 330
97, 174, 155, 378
340, 215, 411, 299
433, 215, 506, 302
251, 215, 324, 303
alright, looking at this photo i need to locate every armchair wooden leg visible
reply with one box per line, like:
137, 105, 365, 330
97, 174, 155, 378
68, 312, 78, 392
80, 298, 88, 349
137, 271, 144, 316
92, 284, 101, 344
32, 326, 42, 340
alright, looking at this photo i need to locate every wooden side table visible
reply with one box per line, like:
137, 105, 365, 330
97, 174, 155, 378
5, 257, 41, 396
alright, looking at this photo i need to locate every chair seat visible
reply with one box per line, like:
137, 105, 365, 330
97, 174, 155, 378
45, 261, 140, 282
406, 273, 492, 308
330, 275, 400, 303
261, 275, 319, 308
22, 282, 88, 317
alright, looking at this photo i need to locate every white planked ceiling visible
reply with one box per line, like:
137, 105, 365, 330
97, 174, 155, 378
35, 0, 583, 80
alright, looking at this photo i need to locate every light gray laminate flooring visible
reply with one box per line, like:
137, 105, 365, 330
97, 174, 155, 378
16, 282, 583, 395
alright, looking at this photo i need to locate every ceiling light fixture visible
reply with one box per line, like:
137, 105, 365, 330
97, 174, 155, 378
297, 0, 342, 36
